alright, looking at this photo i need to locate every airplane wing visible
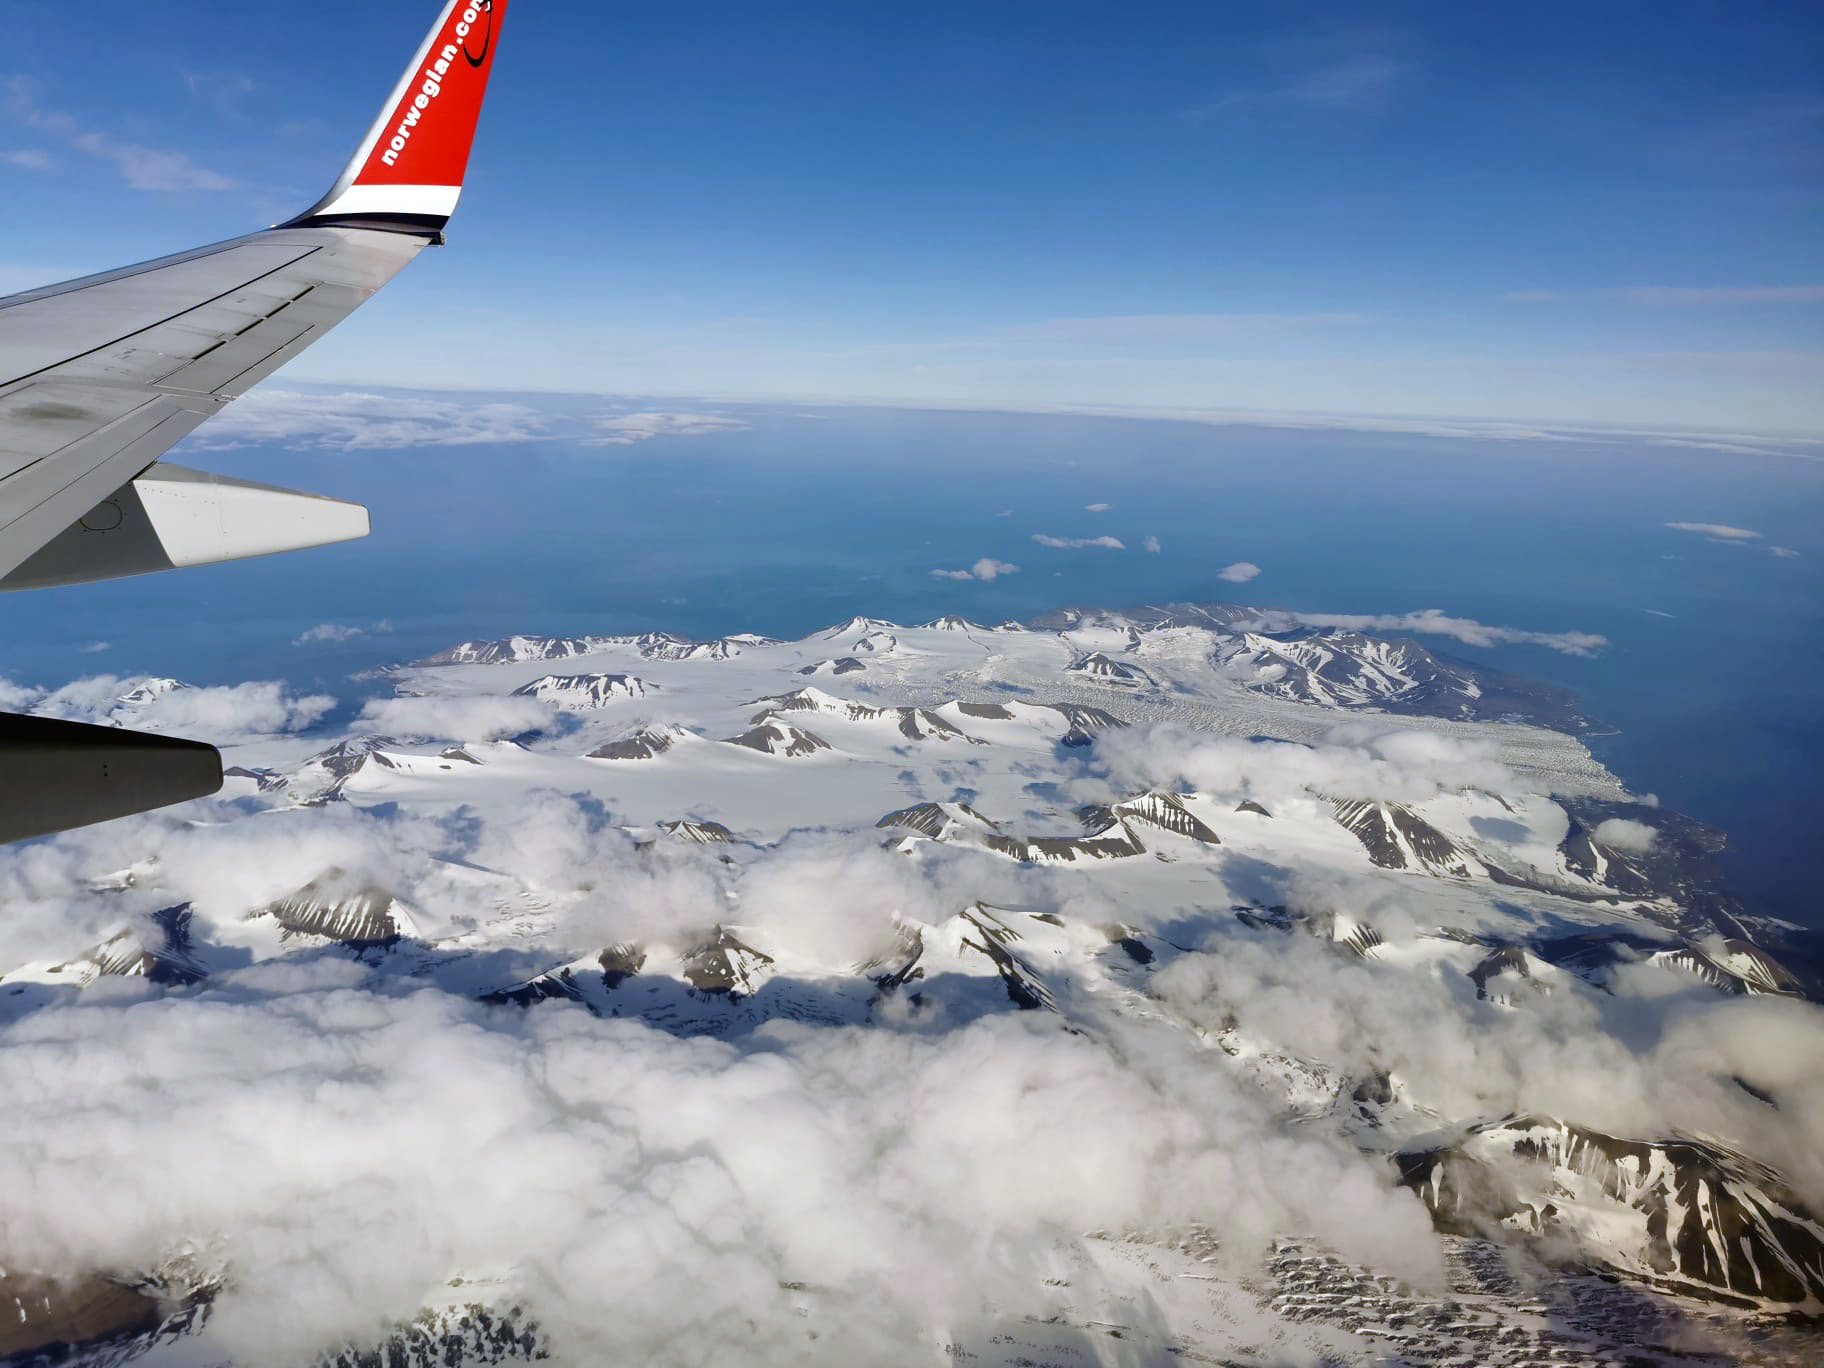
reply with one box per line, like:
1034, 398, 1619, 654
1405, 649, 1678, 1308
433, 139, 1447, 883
0, 0, 511, 842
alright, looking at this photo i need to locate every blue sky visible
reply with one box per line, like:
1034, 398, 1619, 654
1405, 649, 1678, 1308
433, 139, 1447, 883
3, 0, 1821, 430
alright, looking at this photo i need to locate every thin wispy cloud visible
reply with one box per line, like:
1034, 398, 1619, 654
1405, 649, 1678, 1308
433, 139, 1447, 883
1235, 607, 1609, 657
1032, 534, 1125, 551
1, 148, 51, 170
2, 77, 232, 192
1195, 54, 1409, 118
293, 622, 391, 647
1010, 313, 1369, 344
1507, 286, 1824, 305
1665, 521, 1760, 541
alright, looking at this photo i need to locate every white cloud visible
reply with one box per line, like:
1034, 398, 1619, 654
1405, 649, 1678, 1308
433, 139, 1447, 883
77, 641, 110, 654
1, 148, 52, 170
195, 390, 554, 450
1143, 535, 1162, 554
19, 675, 332, 739
293, 623, 365, 646
1770, 546, 1801, 558
1234, 607, 1608, 657
1665, 521, 1761, 541
1084, 502, 1112, 512
2, 78, 232, 191
1031, 534, 1125, 550
1594, 818, 1658, 853
357, 694, 558, 742
1096, 720, 1516, 807
931, 557, 1022, 583
1218, 561, 1262, 583
587, 412, 749, 445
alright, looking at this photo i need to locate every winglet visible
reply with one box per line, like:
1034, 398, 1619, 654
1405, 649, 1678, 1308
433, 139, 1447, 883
283, 0, 509, 235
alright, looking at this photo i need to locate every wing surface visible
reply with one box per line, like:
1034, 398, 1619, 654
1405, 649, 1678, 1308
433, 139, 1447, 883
0, 0, 509, 584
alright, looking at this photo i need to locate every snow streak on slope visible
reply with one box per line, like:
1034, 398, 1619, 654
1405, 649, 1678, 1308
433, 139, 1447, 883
0, 609, 1819, 1367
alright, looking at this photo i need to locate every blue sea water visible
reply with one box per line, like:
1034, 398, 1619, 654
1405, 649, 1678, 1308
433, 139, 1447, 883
3, 402, 1819, 923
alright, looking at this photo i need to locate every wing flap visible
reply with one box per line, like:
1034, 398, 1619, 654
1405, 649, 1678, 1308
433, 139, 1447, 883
0, 243, 318, 387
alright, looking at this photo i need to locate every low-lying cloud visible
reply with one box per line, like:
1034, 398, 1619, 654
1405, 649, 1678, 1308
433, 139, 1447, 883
1218, 561, 1262, 584
197, 390, 553, 450
1094, 720, 1516, 807
1594, 817, 1658, 853
587, 412, 749, 445
1236, 606, 1608, 657
356, 694, 559, 743
930, 557, 1020, 583
8, 675, 333, 739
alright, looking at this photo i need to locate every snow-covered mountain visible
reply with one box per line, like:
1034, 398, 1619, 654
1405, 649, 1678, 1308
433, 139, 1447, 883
5, 606, 1818, 1368
511, 672, 652, 709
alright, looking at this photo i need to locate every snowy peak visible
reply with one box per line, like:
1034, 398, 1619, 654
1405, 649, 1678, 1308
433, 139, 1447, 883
722, 719, 833, 757
1065, 651, 1157, 689
586, 724, 695, 761
660, 819, 737, 846
874, 903, 1070, 1013
257, 874, 418, 945
756, 686, 888, 722
1082, 791, 1221, 846
113, 677, 192, 710
878, 800, 1146, 865
511, 673, 651, 710
1333, 799, 1485, 878
635, 633, 766, 662
755, 688, 982, 745
414, 635, 603, 666
820, 616, 896, 641
1401, 1117, 1824, 1311
797, 656, 868, 677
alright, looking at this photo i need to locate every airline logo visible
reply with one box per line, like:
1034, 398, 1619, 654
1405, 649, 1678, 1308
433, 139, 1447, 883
358, 0, 504, 189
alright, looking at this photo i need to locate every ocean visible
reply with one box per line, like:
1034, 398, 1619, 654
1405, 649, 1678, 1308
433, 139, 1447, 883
4, 401, 1818, 923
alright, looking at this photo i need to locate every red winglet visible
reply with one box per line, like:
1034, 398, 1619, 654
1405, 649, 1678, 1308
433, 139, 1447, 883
286, 0, 510, 234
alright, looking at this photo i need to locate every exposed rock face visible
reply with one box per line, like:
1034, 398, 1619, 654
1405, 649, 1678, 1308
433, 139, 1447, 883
259, 876, 415, 945
660, 819, 736, 846
587, 725, 690, 761
1399, 1117, 1824, 1310
877, 800, 1149, 865
483, 946, 647, 1009
1079, 791, 1220, 845
680, 930, 774, 998
1332, 799, 1483, 877
871, 903, 1063, 1013
1065, 651, 1157, 688
721, 720, 832, 757
510, 673, 650, 709
0, 1270, 164, 1361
